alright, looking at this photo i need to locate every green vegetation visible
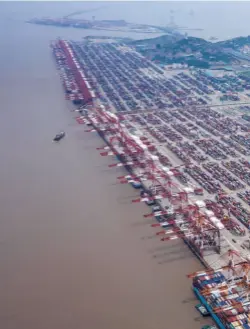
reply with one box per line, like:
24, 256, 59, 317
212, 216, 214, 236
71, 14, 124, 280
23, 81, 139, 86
162, 56, 210, 68
218, 36, 250, 49
239, 71, 250, 78
202, 52, 232, 63
186, 59, 210, 68
130, 34, 250, 68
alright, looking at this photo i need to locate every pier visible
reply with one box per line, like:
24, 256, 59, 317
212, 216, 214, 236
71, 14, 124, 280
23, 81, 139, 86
51, 38, 250, 329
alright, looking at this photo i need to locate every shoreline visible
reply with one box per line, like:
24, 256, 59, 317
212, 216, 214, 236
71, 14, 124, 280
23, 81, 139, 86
51, 38, 224, 328
26, 19, 170, 35
4, 4, 250, 328
51, 37, 250, 329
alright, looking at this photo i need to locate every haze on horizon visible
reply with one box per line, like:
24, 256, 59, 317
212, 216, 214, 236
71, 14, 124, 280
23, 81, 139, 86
1, 1, 250, 40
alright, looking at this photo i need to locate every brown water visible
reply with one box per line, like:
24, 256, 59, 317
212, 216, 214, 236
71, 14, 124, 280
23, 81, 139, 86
0, 4, 213, 329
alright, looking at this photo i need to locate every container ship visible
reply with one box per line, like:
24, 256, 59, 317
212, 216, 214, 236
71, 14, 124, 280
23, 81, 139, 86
188, 249, 250, 329
51, 38, 250, 329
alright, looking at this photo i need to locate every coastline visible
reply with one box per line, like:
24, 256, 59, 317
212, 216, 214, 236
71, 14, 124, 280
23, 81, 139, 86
0, 10, 212, 329
4, 3, 250, 328
52, 37, 250, 329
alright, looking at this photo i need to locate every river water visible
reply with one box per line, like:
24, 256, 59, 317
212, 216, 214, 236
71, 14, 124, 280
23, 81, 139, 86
0, 3, 215, 329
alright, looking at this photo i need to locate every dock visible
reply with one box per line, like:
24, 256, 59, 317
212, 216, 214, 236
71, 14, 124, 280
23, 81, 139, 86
51, 38, 250, 329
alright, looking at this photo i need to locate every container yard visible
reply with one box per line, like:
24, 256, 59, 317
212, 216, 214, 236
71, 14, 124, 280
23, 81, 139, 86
28, 17, 167, 34
51, 38, 250, 329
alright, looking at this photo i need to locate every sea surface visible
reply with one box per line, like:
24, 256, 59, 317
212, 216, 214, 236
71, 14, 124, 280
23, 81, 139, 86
0, 2, 234, 329
2, 1, 250, 40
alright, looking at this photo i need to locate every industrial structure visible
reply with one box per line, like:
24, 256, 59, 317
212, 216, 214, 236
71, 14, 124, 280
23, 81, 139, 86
51, 38, 250, 329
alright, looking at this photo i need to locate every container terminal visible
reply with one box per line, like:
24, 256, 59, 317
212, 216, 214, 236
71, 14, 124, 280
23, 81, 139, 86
51, 38, 250, 329
27, 16, 169, 34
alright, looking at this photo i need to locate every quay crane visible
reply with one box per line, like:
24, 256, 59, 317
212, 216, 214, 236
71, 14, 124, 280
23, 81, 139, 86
202, 262, 250, 298
187, 251, 250, 317
51, 40, 95, 104
187, 249, 248, 279
62, 41, 224, 264
82, 104, 222, 257
187, 250, 250, 315
53, 38, 250, 329
153, 203, 221, 253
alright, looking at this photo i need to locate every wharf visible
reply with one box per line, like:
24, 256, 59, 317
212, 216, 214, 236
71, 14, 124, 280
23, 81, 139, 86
89, 113, 249, 268
51, 38, 250, 329
53, 38, 250, 268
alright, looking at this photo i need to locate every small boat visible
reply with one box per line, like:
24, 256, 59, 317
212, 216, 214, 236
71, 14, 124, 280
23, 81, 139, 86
53, 131, 65, 142
195, 304, 210, 317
